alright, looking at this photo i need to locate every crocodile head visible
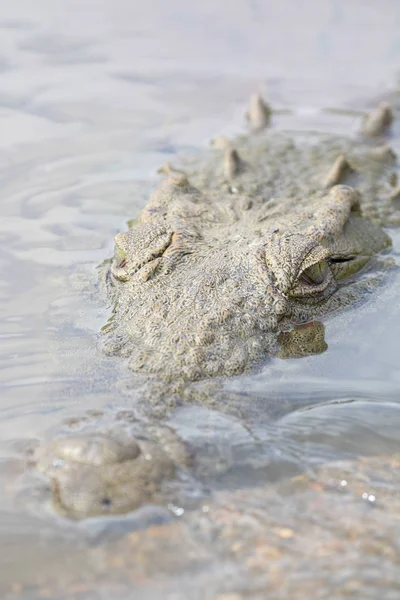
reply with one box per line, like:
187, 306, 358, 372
102, 114, 395, 382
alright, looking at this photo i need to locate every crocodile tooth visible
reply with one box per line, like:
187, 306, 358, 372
166, 173, 190, 187
224, 147, 242, 179
246, 93, 271, 131
323, 155, 353, 188
361, 101, 394, 136
157, 162, 184, 176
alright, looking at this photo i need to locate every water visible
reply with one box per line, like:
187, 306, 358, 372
1, 1, 400, 598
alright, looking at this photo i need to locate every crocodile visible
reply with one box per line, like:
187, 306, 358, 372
29, 96, 398, 519
101, 96, 395, 382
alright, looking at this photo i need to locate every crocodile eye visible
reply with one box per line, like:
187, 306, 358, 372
291, 257, 335, 301
299, 260, 328, 285
328, 255, 370, 280
110, 224, 173, 283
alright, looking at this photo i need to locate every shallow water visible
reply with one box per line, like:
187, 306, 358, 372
1, 1, 400, 598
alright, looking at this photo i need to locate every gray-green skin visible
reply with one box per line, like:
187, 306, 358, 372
33, 97, 398, 519
102, 97, 395, 382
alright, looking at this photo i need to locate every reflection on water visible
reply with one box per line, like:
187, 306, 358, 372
0, 0, 400, 597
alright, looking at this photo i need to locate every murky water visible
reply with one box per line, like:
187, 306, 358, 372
1, 1, 400, 598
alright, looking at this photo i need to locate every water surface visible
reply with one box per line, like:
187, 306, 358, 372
1, 1, 400, 598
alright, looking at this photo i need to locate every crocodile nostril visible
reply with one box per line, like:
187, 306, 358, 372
101, 497, 112, 508
119, 258, 127, 269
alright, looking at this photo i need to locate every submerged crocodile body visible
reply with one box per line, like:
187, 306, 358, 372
29, 96, 398, 519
